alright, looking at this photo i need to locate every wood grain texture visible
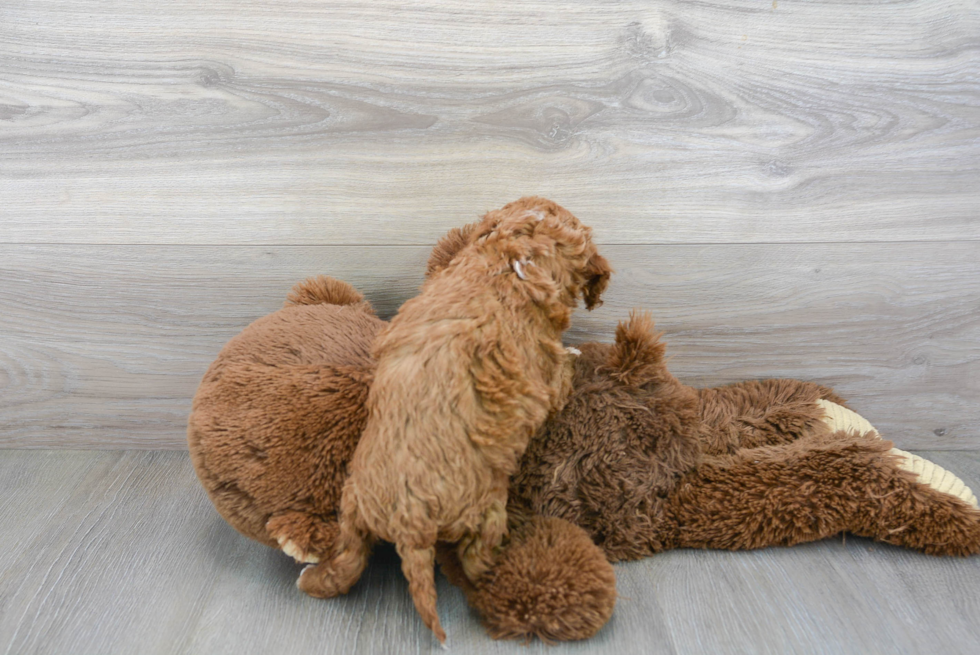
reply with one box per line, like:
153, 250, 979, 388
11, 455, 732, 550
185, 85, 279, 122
1, 242, 977, 449
3, 2, 979, 650
1, 0, 979, 244
1, 449, 979, 654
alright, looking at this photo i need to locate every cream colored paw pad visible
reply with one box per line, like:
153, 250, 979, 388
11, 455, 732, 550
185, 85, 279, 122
815, 399, 879, 438
816, 399, 978, 509
277, 536, 320, 564
890, 448, 978, 509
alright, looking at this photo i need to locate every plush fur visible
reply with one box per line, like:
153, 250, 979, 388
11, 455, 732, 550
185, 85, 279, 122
441, 314, 980, 642
436, 513, 616, 643
187, 277, 380, 561
188, 252, 980, 645
296, 197, 611, 642
507, 313, 980, 561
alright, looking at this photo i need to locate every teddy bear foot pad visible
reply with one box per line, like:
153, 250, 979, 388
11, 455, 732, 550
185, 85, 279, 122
817, 399, 978, 509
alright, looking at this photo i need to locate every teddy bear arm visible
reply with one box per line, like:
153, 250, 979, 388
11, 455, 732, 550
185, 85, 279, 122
695, 379, 842, 455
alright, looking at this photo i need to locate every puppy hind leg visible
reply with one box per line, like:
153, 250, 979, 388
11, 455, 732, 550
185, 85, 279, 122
267, 511, 339, 564
297, 518, 372, 598
458, 497, 508, 582
397, 543, 446, 644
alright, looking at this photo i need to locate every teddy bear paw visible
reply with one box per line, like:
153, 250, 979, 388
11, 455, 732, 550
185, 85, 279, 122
816, 399, 878, 438
890, 448, 978, 509
277, 536, 320, 564
817, 399, 978, 509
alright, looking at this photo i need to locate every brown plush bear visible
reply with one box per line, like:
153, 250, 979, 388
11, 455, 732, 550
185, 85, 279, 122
439, 310, 980, 641
188, 276, 382, 560
189, 271, 980, 644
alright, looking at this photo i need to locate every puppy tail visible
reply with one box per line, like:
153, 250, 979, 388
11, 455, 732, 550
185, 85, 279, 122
285, 275, 372, 310
397, 543, 446, 644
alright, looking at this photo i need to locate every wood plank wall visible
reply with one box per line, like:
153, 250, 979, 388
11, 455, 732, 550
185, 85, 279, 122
1, 0, 978, 449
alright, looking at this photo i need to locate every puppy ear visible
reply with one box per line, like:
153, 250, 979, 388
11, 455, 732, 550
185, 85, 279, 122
582, 252, 612, 310
426, 221, 479, 278
607, 310, 665, 384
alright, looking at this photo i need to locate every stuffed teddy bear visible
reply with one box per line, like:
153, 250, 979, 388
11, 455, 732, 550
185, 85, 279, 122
189, 262, 980, 644
188, 276, 383, 559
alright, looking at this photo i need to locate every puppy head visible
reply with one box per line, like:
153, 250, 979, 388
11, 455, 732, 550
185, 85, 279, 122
480, 197, 612, 310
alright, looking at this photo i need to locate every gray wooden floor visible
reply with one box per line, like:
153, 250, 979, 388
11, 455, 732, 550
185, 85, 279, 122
2, 449, 980, 655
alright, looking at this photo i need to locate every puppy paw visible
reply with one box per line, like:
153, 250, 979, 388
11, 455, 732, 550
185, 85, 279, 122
297, 564, 318, 589
565, 346, 581, 356
297, 562, 348, 598
296, 547, 369, 599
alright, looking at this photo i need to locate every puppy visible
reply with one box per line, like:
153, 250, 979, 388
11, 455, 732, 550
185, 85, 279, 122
298, 197, 611, 642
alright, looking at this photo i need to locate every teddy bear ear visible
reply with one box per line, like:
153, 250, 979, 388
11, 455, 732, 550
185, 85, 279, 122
425, 221, 480, 278
607, 310, 666, 384
284, 275, 367, 308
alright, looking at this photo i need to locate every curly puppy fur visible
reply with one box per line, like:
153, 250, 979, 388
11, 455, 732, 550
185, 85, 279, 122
187, 276, 381, 559
299, 197, 611, 642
